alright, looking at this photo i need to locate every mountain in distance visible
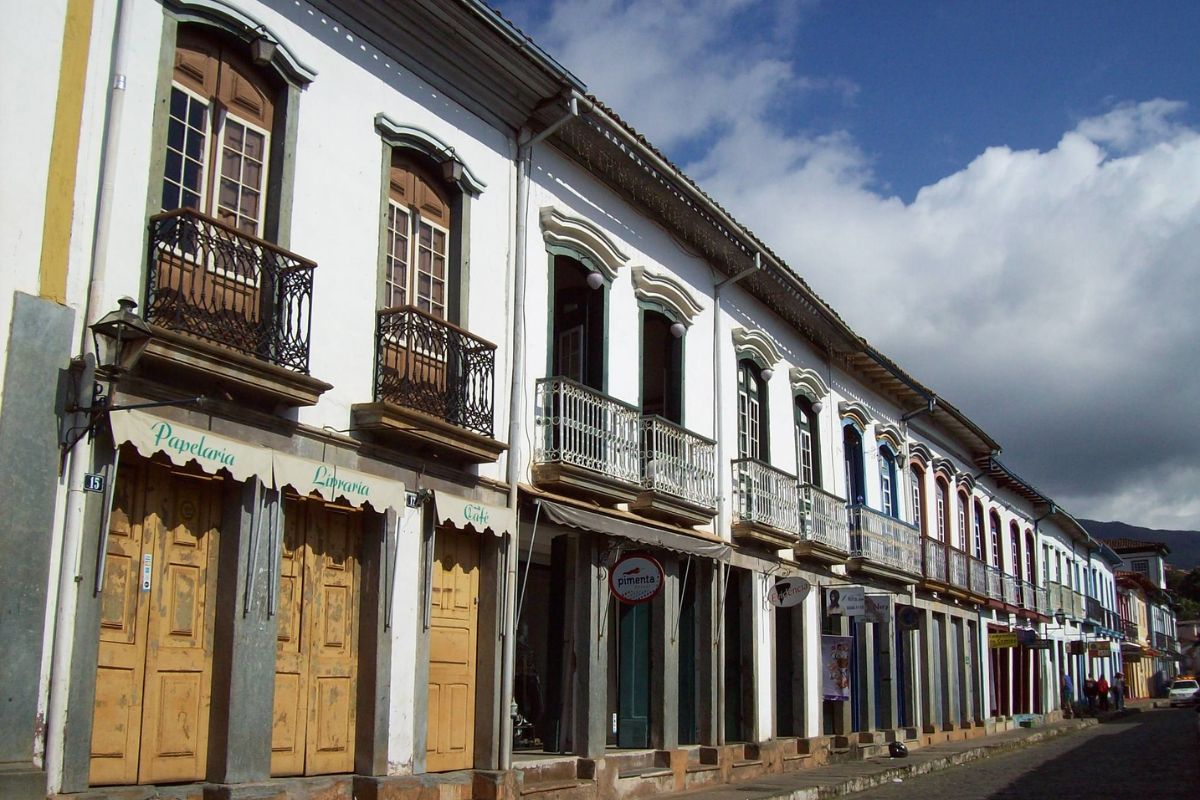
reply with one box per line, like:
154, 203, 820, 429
1078, 519, 1200, 571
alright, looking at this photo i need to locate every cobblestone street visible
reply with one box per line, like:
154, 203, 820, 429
847, 708, 1200, 799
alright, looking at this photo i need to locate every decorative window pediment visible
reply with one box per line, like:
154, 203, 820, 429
375, 114, 486, 196
875, 423, 903, 453
731, 327, 782, 369
909, 442, 932, 468
170, 0, 317, 86
539, 206, 629, 280
838, 400, 873, 430
631, 266, 703, 327
956, 471, 978, 492
932, 457, 956, 482
789, 366, 829, 404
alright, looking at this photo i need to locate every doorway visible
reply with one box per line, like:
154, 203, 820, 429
640, 310, 682, 423
551, 255, 605, 390
723, 568, 754, 742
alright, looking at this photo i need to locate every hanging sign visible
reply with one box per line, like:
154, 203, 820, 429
1089, 641, 1112, 657
896, 604, 921, 631
989, 632, 1018, 649
609, 554, 665, 604
1068, 640, 1086, 655
864, 594, 892, 625
822, 635, 852, 701
767, 577, 811, 608
1026, 638, 1054, 650
825, 585, 865, 617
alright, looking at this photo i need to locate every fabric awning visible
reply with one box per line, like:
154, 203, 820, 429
432, 492, 512, 537
111, 409, 271, 484
538, 499, 730, 560
273, 451, 405, 512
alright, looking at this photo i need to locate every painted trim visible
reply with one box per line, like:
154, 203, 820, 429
39, 0, 95, 303
631, 265, 702, 327
539, 206, 629, 281
166, 0, 317, 85
788, 366, 829, 403
374, 114, 487, 196
932, 457, 956, 482
730, 326, 782, 368
909, 442, 933, 467
956, 470, 978, 492
837, 400, 873, 431
875, 422, 903, 452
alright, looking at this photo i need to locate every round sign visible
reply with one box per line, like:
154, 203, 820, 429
609, 554, 665, 604
767, 577, 811, 608
897, 605, 920, 630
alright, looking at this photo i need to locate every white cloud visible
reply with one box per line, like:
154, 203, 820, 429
506, 0, 1200, 529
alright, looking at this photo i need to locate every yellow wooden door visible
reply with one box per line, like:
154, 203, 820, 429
272, 499, 361, 776
90, 459, 221, 785
426, 528, 480, 772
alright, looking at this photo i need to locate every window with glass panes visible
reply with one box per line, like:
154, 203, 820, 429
990, 512, 1001, 567
385, 156, 451, 318
911, 466, 925, 535
935, 481, 947, 542
1010, 523, 1021, 577
795, 397, 820, 487
737, 361, 765, 460
957, 493, 968, 551
880, 447, 897, 518
973, 501, 984, 559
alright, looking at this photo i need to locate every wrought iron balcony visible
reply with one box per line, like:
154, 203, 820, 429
986, 565, 1003, 601
1121, 618, 1139, 640
732, 458, 801, 546
532, 377, 641, 502
799, 484, 850, 553
1035, 584, 1050, 616
1019, 580, 1037, 611
633, 415, 717, 525
969, 556, 988, 597
1002, 573, 1018, 605
146, 208, 314, 373
948, 548, 968, 590
373, 306, 496, 437
1085, 595, 1105, 625
923, 538, 947, 584
848, 504, 921, 577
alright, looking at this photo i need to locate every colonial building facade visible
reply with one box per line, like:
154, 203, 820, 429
0, 2, 1154, 799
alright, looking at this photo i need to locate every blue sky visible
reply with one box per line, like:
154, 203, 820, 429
496, 0, 1200, 531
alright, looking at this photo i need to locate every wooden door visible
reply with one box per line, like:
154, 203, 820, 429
90, 458, 221, 785
426, 528, 480, 771
271, 498, 361, 776
617, 600, 651, 748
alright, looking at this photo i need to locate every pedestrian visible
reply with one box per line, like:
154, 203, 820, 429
1097, 674, 1110, 711
1112, 672, 1125, 711
1083, 674, 1098, 714
1061, 672, 1074, 718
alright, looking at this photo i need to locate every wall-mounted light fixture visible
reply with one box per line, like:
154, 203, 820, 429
249, 28, 278, 65
669, 321, 686, 339
585, 271, 605, 290
759, 367, 774, 382
810, 400, 824, 414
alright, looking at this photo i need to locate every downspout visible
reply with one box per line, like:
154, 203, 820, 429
710, 252, 759, 744
501, 95, 578, 770
46, 1, 133, 791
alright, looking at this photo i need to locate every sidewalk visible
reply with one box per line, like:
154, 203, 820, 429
665, 708, 1144, 800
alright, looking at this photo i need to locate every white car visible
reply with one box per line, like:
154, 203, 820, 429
1167, 678, 1199, 707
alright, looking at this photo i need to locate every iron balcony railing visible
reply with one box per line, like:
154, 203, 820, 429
641, 415, 716, 509
1153, 631, 1169, 650
534, 377, 641, 485
986, 565, 1003, 600
969, 556, 988, 596
732, 458, 801, 537
1121, 618, 1139, 640
146, 208, 315, 373
374, 306, 496, 437
923, 538, 947, 583
1085, 595, 1105, 625
949, 548, 968, 590
800, 484, 850, 552
1002, 573, 1018, 605
1035, 584, 1050, 616
848, 504, 922, 576
1019, 580, 1037, 611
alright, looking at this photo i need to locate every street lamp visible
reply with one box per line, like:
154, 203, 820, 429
90, 297, 152, 378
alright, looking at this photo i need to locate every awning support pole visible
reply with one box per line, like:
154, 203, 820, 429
514, 499, 542, 632
672, 555, 693, 644
93, 448, 122, 595
267, 490, 282, 617
385, 510, 401, 629
714, 562, 733, 646
243, 481, 263, 616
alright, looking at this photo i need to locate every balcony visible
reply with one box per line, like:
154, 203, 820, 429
1001, 573, 1018, 606
531, 378, 642, 504
1035, 584, 1050, 616
985, 565, 1002, 601
731, 458, 801, 549
1085, 595, 1105, 625
948, 548, 969, 592
795, 484, 851, 561
630, 415, 717, 527
351, 306, 505, 464
847, 504, 921, 580
1121, 618, 1139, 640
968, 556, 988, 598
922, 538, 948, 585
141, 209, 330, 406
1047, 581, 1084, 620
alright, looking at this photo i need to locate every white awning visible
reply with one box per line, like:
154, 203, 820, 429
110, 409, 272, 484
272, 451, 406, 512
432, 491, 513, 537
538, 499, 730, 560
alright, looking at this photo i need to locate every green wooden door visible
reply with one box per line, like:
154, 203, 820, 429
618, 600, 651, 748
678, 567, 697, 744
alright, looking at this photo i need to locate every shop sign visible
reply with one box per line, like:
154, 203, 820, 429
609, 554, 665, 604
1068, 640, 1085, 655
767, 577, 811, 608
1089, 641, 1113, 657
864, 594, 892, 624
825, 585, 865, 617
988, 632, 1018, 649
896, 604, 921, 630
1026, 638, 1054, 650
822, 634, 852, 701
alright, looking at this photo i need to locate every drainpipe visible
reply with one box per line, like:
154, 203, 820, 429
710, 252, 758, 745
46, 1, 133, 792
500, 95, 578, 770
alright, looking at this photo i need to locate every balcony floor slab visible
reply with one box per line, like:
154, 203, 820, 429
351, 401, 507, 465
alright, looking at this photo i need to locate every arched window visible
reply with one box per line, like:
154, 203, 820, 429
1026, 531, 1037, 585
163, 27, 280, 237
956, 491, 969, 551
935, 479, 949, 542
911, 465, 926, 536
842, 424, 865, 504
879, 446, 898, 518
737, 359, 768, 460
1009, 522, 1021, 577
973, 500, 984, 560
989, 510, 1001, 567
794, 396, 821, 487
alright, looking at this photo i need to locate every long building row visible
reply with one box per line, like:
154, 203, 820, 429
0, 2, 1182, 798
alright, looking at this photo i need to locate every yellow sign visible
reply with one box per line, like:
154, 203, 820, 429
989, 632, 1018, 649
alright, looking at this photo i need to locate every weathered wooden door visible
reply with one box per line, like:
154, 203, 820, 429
90, 458, 221, 785
271, 498, 361, 776
426, 527, 480, 771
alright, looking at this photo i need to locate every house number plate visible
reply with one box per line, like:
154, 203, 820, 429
141, 554, 152, 593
